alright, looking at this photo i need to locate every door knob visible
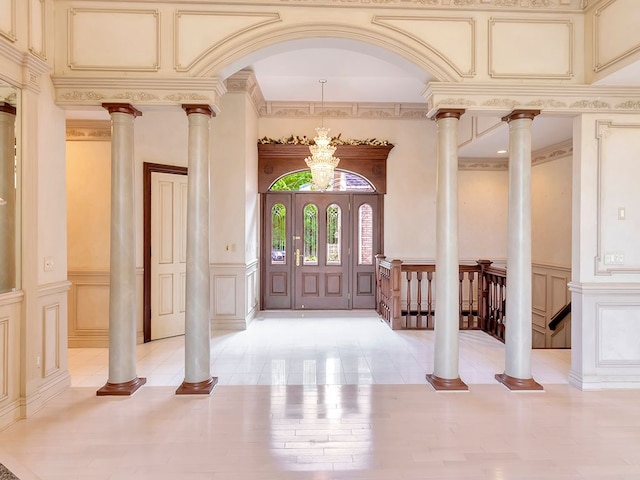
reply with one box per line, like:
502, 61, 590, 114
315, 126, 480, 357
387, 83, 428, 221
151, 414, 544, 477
295, 248, 300, 266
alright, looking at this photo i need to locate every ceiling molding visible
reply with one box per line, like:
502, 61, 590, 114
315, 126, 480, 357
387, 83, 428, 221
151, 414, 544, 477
259, 101, 428, 119
459, 138, 572, 170
51, 76, 227, 112
66, 120, 111, 141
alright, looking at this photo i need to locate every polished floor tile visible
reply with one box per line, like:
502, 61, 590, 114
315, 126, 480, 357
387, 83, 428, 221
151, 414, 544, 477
67, 311, 571, 388
5, 312, 635, 480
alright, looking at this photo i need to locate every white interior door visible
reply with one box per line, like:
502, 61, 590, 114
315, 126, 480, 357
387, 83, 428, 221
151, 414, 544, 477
151, 172, 187, 340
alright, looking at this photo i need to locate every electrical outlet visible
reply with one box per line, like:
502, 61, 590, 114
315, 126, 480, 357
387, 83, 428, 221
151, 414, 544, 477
604, 252, 624, 265
43, 257, 54, 272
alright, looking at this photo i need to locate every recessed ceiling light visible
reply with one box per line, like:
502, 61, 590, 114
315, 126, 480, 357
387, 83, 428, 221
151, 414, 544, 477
497, 149, 507, 154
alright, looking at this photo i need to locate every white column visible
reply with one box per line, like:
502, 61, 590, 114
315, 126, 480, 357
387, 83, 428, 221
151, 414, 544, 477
98, 103, 146, 396
426, 109, 468, 391
496, 110, 543, 391
176, 105, 217, 395
0, 103, 17, 293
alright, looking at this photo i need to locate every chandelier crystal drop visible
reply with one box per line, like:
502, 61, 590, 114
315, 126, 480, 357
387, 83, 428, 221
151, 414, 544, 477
304, 80, 340, 191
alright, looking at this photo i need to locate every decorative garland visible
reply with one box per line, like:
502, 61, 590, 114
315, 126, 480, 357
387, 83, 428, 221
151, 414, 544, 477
258, 134, 390, 146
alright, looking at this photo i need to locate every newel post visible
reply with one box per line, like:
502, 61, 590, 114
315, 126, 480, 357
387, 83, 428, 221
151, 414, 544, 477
476, 259, 493, 331
390, 259, 403, 330
375, 254, 386, 315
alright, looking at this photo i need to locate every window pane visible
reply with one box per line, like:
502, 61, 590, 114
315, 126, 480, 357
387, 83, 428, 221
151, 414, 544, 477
271, 203, 286, 265
326, 204, 341, 265
303, 204, 318, 265
358, 204, 373, 265
270, 170, 374, 192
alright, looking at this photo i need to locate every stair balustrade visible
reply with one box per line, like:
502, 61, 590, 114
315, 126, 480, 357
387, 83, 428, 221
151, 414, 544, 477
375, 256, 507, 342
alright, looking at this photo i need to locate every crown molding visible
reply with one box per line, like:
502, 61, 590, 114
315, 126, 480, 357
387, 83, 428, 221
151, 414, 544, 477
51, 76, 227, 112
60, 0, 584, 11
259, 101, 428, 119
424, 83, 640, 116
459, 138, 572, 170
225, 69, 266, 114
66, 119, 111, 141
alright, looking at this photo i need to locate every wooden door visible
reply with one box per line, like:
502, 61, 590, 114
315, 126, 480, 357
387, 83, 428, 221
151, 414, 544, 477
262, 193, 293, 309
293, 194, 350, 309
262, 192, 382, 310
351, 194, 381, 309
150, 172, 187, 340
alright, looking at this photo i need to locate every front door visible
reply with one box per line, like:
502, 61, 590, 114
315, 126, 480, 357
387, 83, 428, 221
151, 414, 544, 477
262, 192, 381, 310
294, 194, 350, 309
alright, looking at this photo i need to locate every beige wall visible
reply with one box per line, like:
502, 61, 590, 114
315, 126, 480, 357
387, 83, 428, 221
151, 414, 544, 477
258, 115, 512, 261
67, 140, 111, 270
532, 155, 573, 268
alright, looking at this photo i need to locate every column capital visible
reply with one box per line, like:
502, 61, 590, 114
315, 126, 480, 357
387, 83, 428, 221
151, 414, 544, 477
501, 109, 540, 123
432, 108, 465, 121
102, 103, 142, 117
182, 104, 215, 117
0, 102, 17, 115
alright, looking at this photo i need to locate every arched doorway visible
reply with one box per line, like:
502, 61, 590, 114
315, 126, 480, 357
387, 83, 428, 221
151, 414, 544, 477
259, 143, 393, 310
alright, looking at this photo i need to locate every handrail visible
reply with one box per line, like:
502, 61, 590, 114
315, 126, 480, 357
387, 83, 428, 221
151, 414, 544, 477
549, 302, 571, 331
375, 257, 506, 337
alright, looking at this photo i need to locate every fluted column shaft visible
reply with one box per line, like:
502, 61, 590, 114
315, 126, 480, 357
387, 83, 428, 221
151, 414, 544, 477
0, 104, 17, 293
98, 103, 146, 396
496, 110, 543, 391
426, 109, 468, 391
176, 105, 217, 395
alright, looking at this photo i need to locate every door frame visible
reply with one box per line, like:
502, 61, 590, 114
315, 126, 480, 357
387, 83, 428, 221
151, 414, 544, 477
260, 190, 384, 310
143, 162, 188, 343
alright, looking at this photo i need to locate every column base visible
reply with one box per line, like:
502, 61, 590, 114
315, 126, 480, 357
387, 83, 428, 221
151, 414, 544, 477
495, 373, 543, 391
96, 377, 146, 396
426, 374, 469, 391
176, 377, 218, 395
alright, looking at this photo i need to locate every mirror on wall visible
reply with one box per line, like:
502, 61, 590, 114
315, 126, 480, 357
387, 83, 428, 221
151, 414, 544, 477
0, 79, 19, 294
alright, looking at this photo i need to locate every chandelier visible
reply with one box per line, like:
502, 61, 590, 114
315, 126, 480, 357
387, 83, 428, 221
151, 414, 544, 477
305, 79, 340, 191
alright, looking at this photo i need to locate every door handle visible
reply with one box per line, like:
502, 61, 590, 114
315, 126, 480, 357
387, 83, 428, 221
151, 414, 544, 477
295, 248, 300, 266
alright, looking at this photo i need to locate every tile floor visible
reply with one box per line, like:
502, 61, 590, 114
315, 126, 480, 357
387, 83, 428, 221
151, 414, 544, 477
2, 311, 640, 479
68, 311, 571, 388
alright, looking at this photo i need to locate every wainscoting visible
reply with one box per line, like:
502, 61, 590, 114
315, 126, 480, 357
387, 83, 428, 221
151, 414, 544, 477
67, 270, 144, 348
210, 260, 259, 331
31, 281, 72, 416
68, 263, 259, 346
0, 291, 22, 430
532, 263, 571, 348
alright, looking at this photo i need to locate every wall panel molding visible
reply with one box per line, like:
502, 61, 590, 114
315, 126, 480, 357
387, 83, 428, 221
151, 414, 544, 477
373, 15, 475, 78
174, 10, 281, 72
0, 0, 16, 42
68, 8, 160, 71
593, 0, 640, 73
488, 18, 574, 79
595, 120, 640, 275
29, 0, 46, 60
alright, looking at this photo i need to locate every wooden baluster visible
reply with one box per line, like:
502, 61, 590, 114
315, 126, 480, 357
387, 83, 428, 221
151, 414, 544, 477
459, 270, 464, 329
416, 271, 423, 328
427, 271, 433, 329
390, 260, 402, 329
405, 271, 412, 328
467, 272, 475, 329
500, 277, 506, 341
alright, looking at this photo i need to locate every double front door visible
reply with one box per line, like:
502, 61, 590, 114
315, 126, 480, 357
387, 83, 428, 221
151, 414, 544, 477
262, 192, 381, 310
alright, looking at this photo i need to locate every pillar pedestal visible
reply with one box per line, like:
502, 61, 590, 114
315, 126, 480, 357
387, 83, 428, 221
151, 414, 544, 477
98, 103, 145, 396
428, 109, 468, 392
497, 109, 543, 392
176, 104, 217, 395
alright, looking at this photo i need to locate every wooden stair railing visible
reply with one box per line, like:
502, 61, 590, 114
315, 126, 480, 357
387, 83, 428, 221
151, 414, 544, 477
548, 302, 571, 331
375, 257, 507, 341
